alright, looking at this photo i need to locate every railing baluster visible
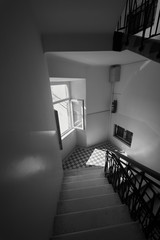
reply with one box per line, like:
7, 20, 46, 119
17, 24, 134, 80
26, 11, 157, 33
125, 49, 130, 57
120, 16, 122, 30
139, 0, 148, 51
155, 10, 160, 35
149, 1, 154, 38
105, 149, 160, 240
115, 0, 159, 51
124, 0, 129, 28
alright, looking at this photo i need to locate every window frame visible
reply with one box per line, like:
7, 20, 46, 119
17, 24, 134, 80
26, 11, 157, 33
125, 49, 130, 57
51, 82, 72, 137
71, 99, 85, 130
50, 82, 85, 138
114, 124, 133, 147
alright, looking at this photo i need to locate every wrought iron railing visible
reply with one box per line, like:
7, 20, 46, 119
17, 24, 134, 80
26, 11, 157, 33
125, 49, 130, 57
116, 0, 160, 50
104, 148, 160, 240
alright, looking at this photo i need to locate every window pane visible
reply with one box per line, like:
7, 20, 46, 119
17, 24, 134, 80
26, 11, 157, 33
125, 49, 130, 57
125, 130, 133, 142
71, 99, 84, 130
51, 84, 68, 102
117, 126, 124, 138
54, 100, 71, 135
114, 124, 133, 147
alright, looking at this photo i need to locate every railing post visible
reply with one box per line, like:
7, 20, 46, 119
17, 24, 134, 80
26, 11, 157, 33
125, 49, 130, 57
104, 147, 160, 240
139, 0, 148, 51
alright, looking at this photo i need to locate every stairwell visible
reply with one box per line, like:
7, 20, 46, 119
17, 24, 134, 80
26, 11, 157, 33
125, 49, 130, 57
113, 31, 160, 63
51, 166, 146, 240
112, 0, 160, 64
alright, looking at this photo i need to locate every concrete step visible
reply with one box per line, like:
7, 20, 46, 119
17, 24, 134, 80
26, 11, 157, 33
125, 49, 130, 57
64, 167, 103, 177
52, 222, 145, 240
62, 178, 109, 191
53, 205, 132, 235
63, 170, 105, 183
57, 193, 122, 214
60, 185, 114, 200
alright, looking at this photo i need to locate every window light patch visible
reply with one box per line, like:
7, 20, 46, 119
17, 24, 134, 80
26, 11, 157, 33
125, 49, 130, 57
51, 84, 69, 102
86, 148, 106, 167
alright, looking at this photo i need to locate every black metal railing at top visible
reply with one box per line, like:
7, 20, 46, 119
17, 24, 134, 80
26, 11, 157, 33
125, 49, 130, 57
104, 149, 160, 240
116, 0, 160, 50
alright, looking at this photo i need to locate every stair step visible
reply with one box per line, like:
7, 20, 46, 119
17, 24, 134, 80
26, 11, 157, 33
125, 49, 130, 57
52, 222, 145, 240
63, 172, 106, 183
53, 205, 132, 235
64, 167, 103, 177
60, 185, 114, 200
57, 193, 121, 214
62, 178, 109, 191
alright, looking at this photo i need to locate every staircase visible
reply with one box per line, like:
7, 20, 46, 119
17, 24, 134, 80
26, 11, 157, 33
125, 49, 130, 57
51, 166, 146, 240
112, 0, 160, 64
113, 31, 160, 63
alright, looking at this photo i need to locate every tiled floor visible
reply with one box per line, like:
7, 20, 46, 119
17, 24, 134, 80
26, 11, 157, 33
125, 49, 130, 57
63, 141, 119, 170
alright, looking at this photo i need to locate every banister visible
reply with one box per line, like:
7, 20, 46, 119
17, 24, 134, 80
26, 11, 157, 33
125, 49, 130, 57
105, 146, 160, 239
115, 0, 160, 49
105, 145, 160, 183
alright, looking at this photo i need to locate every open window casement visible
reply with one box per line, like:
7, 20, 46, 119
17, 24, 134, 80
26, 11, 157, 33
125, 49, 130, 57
50, 82, 85, 140
71, 99, 85, 130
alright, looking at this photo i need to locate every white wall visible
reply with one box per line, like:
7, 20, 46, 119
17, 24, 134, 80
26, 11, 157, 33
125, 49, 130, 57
109, 60, 160, 173
0, 131, 63, 240
86, 66, 111, 146
0, 2, 55, 132
61, 129, 77, 160
46, 53, 87, 79
0, 1, 63, 240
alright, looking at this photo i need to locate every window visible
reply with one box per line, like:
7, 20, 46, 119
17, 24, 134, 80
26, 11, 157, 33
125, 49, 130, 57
114, 124, 133, 147
50, 83, 84, 137
71, 99, 85, 130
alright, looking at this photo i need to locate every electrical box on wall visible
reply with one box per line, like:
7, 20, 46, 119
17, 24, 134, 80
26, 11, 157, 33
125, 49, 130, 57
112, 100, 117, 113
109, 65, 121, 83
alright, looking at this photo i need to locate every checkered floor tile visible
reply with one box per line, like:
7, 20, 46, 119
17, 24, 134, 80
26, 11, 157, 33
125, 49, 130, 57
63, 141, 119, 170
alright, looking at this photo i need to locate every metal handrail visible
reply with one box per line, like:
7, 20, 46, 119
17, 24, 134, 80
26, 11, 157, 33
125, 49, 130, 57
104, 148, 160, 239
116, 0, 160, 50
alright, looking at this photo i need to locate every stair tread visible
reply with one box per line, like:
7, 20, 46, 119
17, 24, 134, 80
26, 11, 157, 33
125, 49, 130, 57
57, 193, 121, 214
54, 205, 132, 235
62, 178, 109, 190
52, 222, 145, 240
63, 174, 106, 183
64, 167, 103, 177
53, 165, 146, 239
60, 185, 114, 200
63, 169, 105, 182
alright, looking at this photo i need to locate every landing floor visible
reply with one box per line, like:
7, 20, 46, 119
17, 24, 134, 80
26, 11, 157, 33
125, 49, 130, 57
63, 141, 119, 170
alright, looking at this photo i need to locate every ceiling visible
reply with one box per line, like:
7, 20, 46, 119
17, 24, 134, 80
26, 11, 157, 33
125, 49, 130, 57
30, 0, 147, 66
46, 50, 147, 66
30, 0, 126, 34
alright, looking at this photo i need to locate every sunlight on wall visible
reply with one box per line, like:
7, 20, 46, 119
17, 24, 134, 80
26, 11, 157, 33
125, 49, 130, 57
4, 156, 46, 180
140, 60, 151, 71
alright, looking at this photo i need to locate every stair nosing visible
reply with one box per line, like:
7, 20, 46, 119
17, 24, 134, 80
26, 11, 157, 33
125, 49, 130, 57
58, 192, 118, 202
52, 221, 139, 238
61, 184, 111, 192
62, 177, 108, 185
63, 176, 106, 183
61, 184, 110, 193
63, 168, 103, 175
64, 166, 103, 172
55, 204, 125, 217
